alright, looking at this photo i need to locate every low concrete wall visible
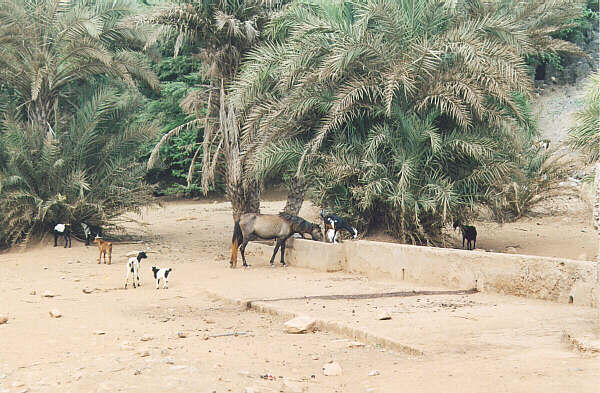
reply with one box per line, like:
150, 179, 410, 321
245, 239, 598, 307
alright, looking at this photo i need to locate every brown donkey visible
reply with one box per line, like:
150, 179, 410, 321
93, 237, 112, 264
230, 212, 322, 269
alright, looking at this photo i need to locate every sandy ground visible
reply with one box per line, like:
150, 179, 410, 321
1, 198, 598, 393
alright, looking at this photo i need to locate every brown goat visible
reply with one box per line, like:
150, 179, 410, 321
93, 237, 112, 265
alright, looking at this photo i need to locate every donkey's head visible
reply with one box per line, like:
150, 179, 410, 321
309, 223, 323, 241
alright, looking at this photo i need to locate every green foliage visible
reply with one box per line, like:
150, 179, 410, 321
555, 0, 598, 43
308, 111, 514, 244
239, 0, 581, 243
0, 0, 159, 129
0, 87, 157, 246
568, 72, 600, 163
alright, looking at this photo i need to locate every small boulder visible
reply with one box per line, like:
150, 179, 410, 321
322, 361, 342, 376
49, 309, 62, 318
82, 288, 94, 294
140, 334, 153, 342
0, 316, 8, 325
279, 379, 305, 393
177, 332, 187, 338
93, 330, 106, 335
42, 290, 55, 298
347, 341, 365, 348
29, 290, 36, 295
284, 316, 316, 334
138, 351, 150, 357
377, 311, 391, 320
368, 370, 380, 376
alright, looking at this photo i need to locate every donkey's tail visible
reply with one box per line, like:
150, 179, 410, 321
230, 220, 243, 268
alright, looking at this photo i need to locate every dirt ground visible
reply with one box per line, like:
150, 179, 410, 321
1, 80, 598, 393
1, 198, 598, 393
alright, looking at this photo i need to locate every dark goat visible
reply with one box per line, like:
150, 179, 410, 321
319, 210, 358, 243
453, 221, 477, 250
81, 223, 102, 246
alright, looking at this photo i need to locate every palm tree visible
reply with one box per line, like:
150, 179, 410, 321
568, 72, 600, 263
0, 85, 157, 246
142, 0, 288, 219
0, 0, 159, 130
235, 0, 586, 240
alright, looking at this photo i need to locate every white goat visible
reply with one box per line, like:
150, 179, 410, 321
124, 251, 148, 289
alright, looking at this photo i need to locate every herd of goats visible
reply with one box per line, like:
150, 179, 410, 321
51, 210, 477, 285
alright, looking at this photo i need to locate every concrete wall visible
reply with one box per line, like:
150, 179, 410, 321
244, 239, 598, 307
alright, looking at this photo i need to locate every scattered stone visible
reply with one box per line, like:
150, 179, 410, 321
169, 365, 188, 371
322, 361, 342, 376
347, 341, 365, 348
140, 334, 153, 342
165, 357, 175, 364
284, 316, 316, 334
93, 330, 106, 335
49, 309, 62, 318
138, 351, 150, 358
133, 370, 141, 376
120, 341, 134, 351
177, 332, 187, 338
12, 382, 25, 387
82, 288, 94, 294
377, 311, 391, 320
73, 372, 83, 381
42, 290, 55, 298
0, 316, 8, 325
30, 290, 36, 295
368, 370, 380, 376
16, 389, 28, 393
60, 276, 66, 280
279, 379, 305, 393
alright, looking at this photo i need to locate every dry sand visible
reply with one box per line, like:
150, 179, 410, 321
0, 198, 598, 393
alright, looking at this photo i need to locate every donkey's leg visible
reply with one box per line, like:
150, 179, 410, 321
240, 240, 251, 268
269, 239, 282, 267
54, 232, 58, 247
280, 240, 287, 266
280, 235, 293, 266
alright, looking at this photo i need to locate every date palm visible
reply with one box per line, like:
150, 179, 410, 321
0, 0, 159, 130
142, 0, 287, 219
568, 72, 600, 263
236, 0, 586, 240
0, 86, 157, 246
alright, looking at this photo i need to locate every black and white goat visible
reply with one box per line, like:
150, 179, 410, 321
152, 266, 172, 289
81, 223, 102, 246
453, 221, 477, 250
319, 210, 358, 244
124, 251, 148, 289
53, 224, 71, 248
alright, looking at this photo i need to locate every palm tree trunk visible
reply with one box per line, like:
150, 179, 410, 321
283, 176, 307, 216
229, 180, 260, 221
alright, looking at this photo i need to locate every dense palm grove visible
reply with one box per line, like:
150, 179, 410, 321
0, 0, 597, 247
